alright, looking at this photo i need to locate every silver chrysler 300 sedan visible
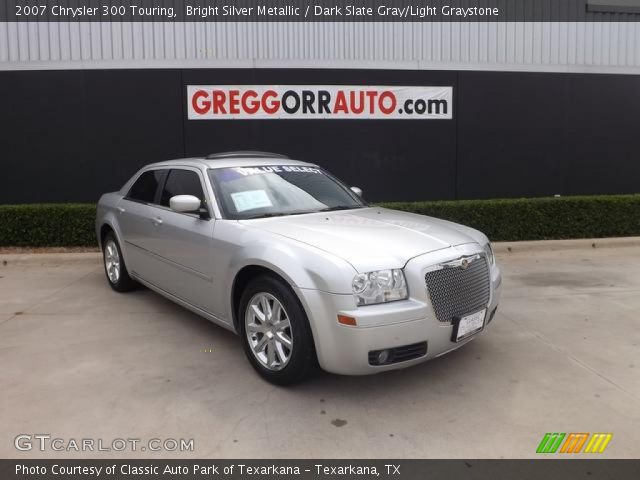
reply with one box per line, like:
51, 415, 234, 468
96, 151, 501, 384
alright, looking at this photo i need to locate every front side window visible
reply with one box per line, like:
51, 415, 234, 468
160, 169, 206, 207
127, 170, 165, 203
209, 165, 367, 219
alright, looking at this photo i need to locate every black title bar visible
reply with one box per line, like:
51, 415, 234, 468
2, 460, 640, 480
3, 0, 640, 22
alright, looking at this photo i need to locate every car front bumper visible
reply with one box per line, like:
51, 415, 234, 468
295, 245, 502, 375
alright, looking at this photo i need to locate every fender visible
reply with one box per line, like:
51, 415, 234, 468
218, 220, 357, 323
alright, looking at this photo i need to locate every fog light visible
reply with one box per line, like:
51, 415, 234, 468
368, 342, 427, 366
377, 349, 391, 365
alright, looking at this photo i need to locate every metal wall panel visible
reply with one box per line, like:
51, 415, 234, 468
2, 68, 639, 203
1, 21, 640, 73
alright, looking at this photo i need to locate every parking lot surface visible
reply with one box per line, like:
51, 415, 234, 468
1, 241, 639, 458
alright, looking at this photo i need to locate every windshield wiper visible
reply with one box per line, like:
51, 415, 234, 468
318, 205, 367, 212
243, 206, 365, 219
243, 211, 317, 219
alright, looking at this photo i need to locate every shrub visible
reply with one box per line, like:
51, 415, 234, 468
0, 195, 639, 246
0, 204, 97, 247
379, 195, 640, 241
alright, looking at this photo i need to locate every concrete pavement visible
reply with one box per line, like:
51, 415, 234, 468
1, 241, 639, 458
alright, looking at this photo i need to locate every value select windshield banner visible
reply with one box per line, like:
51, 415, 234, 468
187, 85, 453, 120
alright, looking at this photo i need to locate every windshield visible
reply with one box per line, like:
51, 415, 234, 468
209, 165, 367, 219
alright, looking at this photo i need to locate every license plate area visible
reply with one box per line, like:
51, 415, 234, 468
451, 309, 486, 342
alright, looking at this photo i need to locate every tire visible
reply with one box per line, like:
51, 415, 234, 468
102, 232, 137, 292
239, 275, 317, 385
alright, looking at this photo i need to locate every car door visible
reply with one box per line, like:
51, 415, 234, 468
147, 168, 218, 314
116, 168, 168, 280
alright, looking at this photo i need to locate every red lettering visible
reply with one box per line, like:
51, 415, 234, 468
349, 91, 365, 114
212, 90, 227, 114
228, 90, 240, 114
365, 91, 379, 114
333, 91, 349, 114
191, 90, 211, 115
242, 90, 260, 114
378, 91, 397, 114
262, 90, 280, 114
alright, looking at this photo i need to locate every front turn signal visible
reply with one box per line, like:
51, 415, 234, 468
337, 315, 357, 326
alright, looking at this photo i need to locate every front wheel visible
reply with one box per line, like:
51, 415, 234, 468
239, 275, 317, 385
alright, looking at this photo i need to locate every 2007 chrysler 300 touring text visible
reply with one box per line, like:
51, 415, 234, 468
96, 152, 502, 384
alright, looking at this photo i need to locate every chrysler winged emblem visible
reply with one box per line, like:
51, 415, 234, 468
440, 254, 479, 270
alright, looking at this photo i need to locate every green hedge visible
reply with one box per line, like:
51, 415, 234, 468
0, 204, 97, 247
380, 195, 640, 242
1, 195, 639, 246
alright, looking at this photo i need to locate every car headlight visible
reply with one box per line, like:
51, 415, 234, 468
483, 242, 495, 265
352, 269, 408, 306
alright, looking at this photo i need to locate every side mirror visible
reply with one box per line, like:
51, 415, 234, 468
350, 186, 363, 197
170, 195, 201, 213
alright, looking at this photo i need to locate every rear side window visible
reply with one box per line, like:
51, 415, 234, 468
127, 170, 165, 203
160, 169, 206, 207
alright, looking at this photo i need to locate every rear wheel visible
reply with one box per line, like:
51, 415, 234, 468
102, 232, 137, 292
239, 275, 317, 385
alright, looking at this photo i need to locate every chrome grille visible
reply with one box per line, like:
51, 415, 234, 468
425, 255, 491, 324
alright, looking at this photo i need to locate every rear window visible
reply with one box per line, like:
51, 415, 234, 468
127, 170, 165, 204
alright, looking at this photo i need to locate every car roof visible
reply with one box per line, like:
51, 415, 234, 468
145, 154, 317, 170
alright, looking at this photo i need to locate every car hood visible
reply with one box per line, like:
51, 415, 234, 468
240, 207, 485, 272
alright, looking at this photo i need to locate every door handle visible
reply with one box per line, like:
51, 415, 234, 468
116, 207, 125, 214
152, 217, 163, 226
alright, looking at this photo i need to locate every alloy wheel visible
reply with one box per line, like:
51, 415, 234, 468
104, 240, 121, 284
245, 292, 293, 371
